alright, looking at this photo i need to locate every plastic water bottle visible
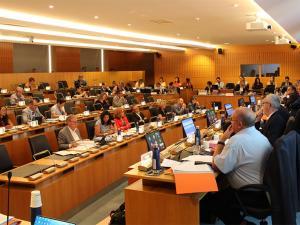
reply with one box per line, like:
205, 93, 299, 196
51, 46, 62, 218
195, 126, 201, 146
30, 190, 42, 224
152, 143, 161, 174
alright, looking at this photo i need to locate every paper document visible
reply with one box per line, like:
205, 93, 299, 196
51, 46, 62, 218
55, 150, 78, 156
182, 155, 213, 163
173, 163, 213, 173
161, 159, 181, 168
0, 213, 14, 225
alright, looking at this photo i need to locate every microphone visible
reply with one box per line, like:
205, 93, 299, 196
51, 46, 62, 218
7, 171, 12, 225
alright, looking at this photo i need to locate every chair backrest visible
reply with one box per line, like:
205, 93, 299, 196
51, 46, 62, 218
16, 115, 23, 125
149, 107, 159, 117
94, 103, 102, 111
107, 96, 113, 106
126, 112, 134, 123
226, 83, 235, 89
89, 89, 97, 96
84, 100, 95, 111
33, 92, 44, 100
28, 134, 53, 160
0, 144, 13, 173
38, 104, 50, 117
145, 96, 154, 103
85, 120, 97, 140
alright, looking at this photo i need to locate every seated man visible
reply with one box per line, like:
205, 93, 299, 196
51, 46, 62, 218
256, 94, 289, 146
22, 99, 45, 124
172, 98, 188, 115
74, 74, 87, 89
201, 107, 272, 225
10, 87, 25, 105
112, 90, 127, 107
283, 85, 300, 116
188, 96, 201, 112
131, 105, 147, 124
51, 99, 67, 118
58, 115, 82, 150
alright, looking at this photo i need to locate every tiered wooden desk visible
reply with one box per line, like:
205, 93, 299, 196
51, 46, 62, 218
0, 114, 207, 221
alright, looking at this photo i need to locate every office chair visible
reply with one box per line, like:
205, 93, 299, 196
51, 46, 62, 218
85, 120, 97, 140
126, 96, 136, 105
84, 100, 95, 111
57, 81, 65, 89
44, 110, 51, 119
71, 106, 81, 115
64, 101, 75, 114
3, 98, 11, 106
126, 112, 134, 123
33, 92, 44, 101
89, 89, 98, 96
226, 83, 235, 89
38, 104, 50, 117
28, 134, 53, 160
211, 101, 222, 110
0, 144, 13, 173
107, 96, 113, 106
149, 107, 159, 117
56, 92, 64, 100
16, 115, 23, 125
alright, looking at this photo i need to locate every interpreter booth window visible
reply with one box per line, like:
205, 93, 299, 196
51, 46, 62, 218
13, 43, 48, 73
80, 48, 101, 72
240, 64, 259, 77
261, 64, 280, 77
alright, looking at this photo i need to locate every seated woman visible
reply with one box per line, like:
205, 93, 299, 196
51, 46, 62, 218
252, 77, 263, 90
74, 87, 88, 98
25, 77, 37, 90
205, 81, 213, 93
95, 93, 110, 110
114, 108, 131, 131
94, 111, 116, 137
0, 107, 13, 129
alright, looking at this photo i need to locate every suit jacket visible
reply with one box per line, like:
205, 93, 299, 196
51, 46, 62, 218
74, 79, 87, 89
131, 112, 147, 123
58, 126, 82, 150
172, 104, 188, 115
262, 109, 289, 146
264, 130, 300, 225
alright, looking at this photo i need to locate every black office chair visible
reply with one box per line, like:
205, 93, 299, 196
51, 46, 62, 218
64, 101, 75, 114
85, 120, 97, 140
0, 145, 13, 173
94, 103, 103, 111
54, 127, 63, 139
38, 104, 50, 117
56, 92, 64, 100
84, 100, 95, 111
211, 101, 222, 110
107, 96, 113, 106
89, 89, 98, 96
3, 98, 12, 106
57, 81, 65, 89
149, 107, 159, 117
126, 112, 134, 123
226, 83, 235, 89
28, 134, 52, 160
16, 115, 23, 125
44, 110, 52, 119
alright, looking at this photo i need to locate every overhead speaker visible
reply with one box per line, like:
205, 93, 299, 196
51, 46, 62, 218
217, 48, 223, 54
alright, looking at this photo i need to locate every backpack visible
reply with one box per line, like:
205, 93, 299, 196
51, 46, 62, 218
109, 203, 125, 225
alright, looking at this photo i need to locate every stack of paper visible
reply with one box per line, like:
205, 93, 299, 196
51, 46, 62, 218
55, 150, 78, 156
173, 163, 213, 174
182, 155, 213, 164
0, 213, 13, 225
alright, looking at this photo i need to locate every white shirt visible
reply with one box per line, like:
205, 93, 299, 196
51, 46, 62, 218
68, 127, 80, 141
214, 126, 272, 189
51, 104, 66, 116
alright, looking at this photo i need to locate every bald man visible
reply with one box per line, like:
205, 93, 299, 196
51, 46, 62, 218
10, 87, 25, 105
172, 98, 188, 115
201, 107, 272, 225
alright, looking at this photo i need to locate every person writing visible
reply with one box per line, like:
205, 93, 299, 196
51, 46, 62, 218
51, 99, 67, 118
94, 111, 116, 136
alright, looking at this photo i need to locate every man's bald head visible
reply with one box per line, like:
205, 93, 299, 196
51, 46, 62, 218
234, 107, 256, 128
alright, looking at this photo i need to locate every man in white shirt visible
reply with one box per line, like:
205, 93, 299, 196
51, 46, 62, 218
58, 115, 82, 150
215, 76, 224, 89
201, 107, 272, 225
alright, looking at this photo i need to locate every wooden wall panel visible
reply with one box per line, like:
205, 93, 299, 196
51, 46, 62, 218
154, 49, 215, 88
53, 46, 81, 72
0, 42, 13, 73
105, 50, 154, 85
0, 71, 144, 90
215, 44, 300, 87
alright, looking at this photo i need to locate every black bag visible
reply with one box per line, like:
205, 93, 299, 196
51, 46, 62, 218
109, 203, 125, 225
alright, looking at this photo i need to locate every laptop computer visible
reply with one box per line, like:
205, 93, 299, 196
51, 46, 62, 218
34, 216, 75, 225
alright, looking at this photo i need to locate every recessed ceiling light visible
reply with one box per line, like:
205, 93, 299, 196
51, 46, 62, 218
265, 40, 269, 42
49, 5, 54, 9
233, 3, 239, 8
195, 17, 200, 21
196, 36, 200, 39
127, 23, 132, 26
176, 33, 181, 36
224, 42, 230, 45
94, 16, 99, 19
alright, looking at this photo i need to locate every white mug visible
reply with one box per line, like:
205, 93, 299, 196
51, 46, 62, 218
43, 98, 50, 103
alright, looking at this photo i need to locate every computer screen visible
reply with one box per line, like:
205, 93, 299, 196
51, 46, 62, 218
145, 130, 166, 151
181, 118, 196, 137
206, 110, 217, 127
34, 216, 75, 225
224, 103, 234, 117
249, 96, 257, 105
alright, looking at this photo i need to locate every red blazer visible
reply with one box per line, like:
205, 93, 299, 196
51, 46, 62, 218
114, 117, 131, 131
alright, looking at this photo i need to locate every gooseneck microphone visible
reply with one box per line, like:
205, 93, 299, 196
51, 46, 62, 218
7, 171, 12, 225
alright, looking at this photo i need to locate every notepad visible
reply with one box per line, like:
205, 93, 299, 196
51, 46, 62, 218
0, 213, 13, 225
161, 159, 181, 168
182, 155, 213, 163
173, 163, 213, 173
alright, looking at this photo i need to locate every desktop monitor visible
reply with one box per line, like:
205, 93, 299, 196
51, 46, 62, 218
145, 130, 166, 151
181, 117, 196, 138
249, 96, 257, 105
224, 103, 234, 117
34, 216, 75, 225
205, 110, 217, 127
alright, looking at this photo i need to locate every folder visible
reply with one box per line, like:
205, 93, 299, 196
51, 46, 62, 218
174, 172, 218, 194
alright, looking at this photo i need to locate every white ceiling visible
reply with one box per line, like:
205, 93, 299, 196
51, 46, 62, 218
0, 0, 297, 50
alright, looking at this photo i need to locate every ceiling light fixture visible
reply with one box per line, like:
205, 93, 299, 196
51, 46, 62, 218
233, 4, 239, 8
0, 24, 186, 51
127, 23, 132, 26
94, 16, 99, 19
0, 8, 216, 49
49, 5, 54, 9
0, 34, 152, 52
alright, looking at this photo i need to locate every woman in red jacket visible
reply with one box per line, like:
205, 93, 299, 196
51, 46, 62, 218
114, 108, 131, 131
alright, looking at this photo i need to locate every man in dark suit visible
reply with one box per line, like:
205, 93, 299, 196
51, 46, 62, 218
58, 115, 82, 150
280, 76, 292, 93
74, 74, 87, 89
283, 85, 300, 116
256, 94, 289, 146
131, 105, 147, 124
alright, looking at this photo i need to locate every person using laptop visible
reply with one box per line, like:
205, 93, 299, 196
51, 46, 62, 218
22, 99, 45, 124
201, 107, 272, 225
58, 115, 82, 150
51, 99, 67, 118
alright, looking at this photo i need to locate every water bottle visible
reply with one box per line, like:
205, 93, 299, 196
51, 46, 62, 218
30, 190, 42, 224
195, 126, 201, 146
152, 143, 161, 174
135, 122, 139, 133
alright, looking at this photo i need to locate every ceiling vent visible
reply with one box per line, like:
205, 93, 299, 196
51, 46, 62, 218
246, 18, 269, 31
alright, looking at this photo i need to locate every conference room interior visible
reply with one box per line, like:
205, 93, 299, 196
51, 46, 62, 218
0, 0, 300, 225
